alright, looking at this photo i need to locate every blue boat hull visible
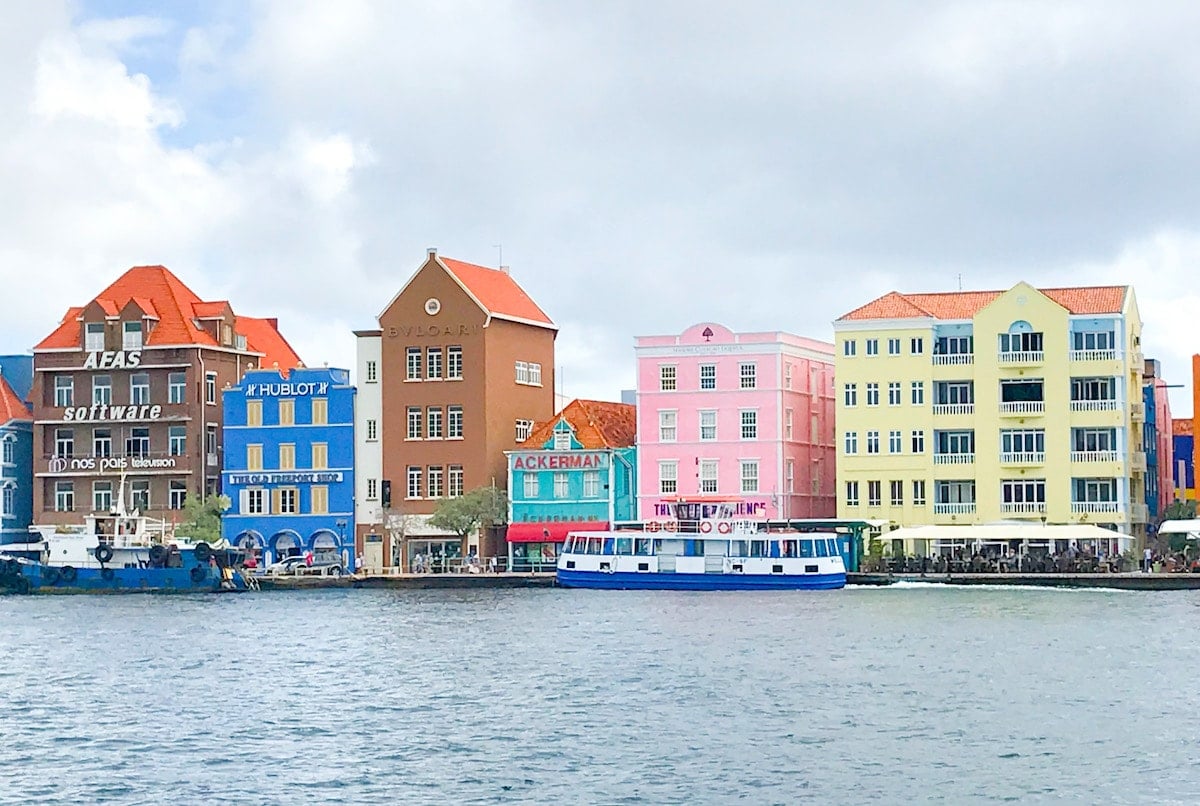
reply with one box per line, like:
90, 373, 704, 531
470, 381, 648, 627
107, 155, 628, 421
1, 560, 240, 594
556, 568, 845, 591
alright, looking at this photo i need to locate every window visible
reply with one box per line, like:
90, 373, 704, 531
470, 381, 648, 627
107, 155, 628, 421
911, 337, 924, 355
407, 348, 422, 380
126, 428, 150, 457
129, 373, 150, 405
311, 443, 328, 470
1000, 379, 1044, 403
55, 480, 75, 511
130, 480, 150, 510
123, 321, 142, 350
366, 479, 378, 500
843, 340, 856, 357
888, 382, 901, 406
699, 364, 716, 389
407, 466, 422, 498
935, 381, 974, 405
912, 480, 927, 505
911, 381, 924, 405
169, 426, 186, 457
426, 348, 443, 380
448, 466, 464, 497
552, 429, 571, 450
427, 467, 444, 499
92, 375, 111, 406
247, 444, 263, 471
935, 336, 973, 356
85, 322, 104, 352
844, 431, 858, 454
92, 428, 112, 458
554, 472, 569, 498
305, 485, 328, 515
740, 410, 757, 440
54, 376, 73, 407
844, 383, 857, 407
55, 428, 75, 457
169, 372, 186, 404
1073, 331, 1115, 351
515, 361, 530, 384
866, 339, 879, 356
427, 407, 443, 439
889, 430, 902, 453
366, 360, 378, 382
93, 481, 113, 513
245, 488, 266, 514
278, 487, 298, 515
366, 419, 378, 441
888, 338, 901, 355
278, 399, 295, 426
0, 439, 10, 465
998, 331, 1044, 354
168, 481, 187, 510
205, 372, 216, 405
447, 406, 463, 438
1002, 478, 1046, 505
529, 363, 542, 385
699, 410, 717, 441
1001, 429, 1045, 455
740, 461, 759, 494
207, 424, 218, 458
446, 346, 463, 380
659, 411, 677, 442
845, 481, 859, 507
785, 363, 793, 390
407, 407, 422, 439
279, 443, 295, 471
786, 459, 795, 493
867, 480, 882, 507
515, 419, 535, 442
700, 460, 718, 494
584, 470, 600, 498
890, 480, 903, 506
866, 430, 879, 454
786, 409, 794, 440
659, 461, 678, 494
311, 398, 328, 425
246, 400, 263, 427
660, 365, 677, 391
935, 430, 975, 456
911, 430, 925, 453
523, 473, 539, 498
866, 383, 879, 406
1071, 377, 1116, 402
1, 485, 12, 516
739, 363, 757, 389
1073, 428, 1116, 452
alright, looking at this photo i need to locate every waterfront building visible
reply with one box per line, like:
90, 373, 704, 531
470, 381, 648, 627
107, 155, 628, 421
0, 370, 33, 543
221, 367, 355, 570
1142, 359, 1173, 524
30, 266, 301, 527
634, 322, 836, 523
0, 355, 34, 402
834, 282, 1147, 540
353, 329, 385, 570
359, 249, 556, 567
505, 398, 637, 570
1173, 419, 1193, 502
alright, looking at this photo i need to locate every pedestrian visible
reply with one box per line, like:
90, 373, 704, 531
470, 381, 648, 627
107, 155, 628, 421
1144, 546, 1153, 573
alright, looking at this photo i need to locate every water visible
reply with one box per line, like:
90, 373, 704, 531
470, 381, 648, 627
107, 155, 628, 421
2, 585, 1200, 805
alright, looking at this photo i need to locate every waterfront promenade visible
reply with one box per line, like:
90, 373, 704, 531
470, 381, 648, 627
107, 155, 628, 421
847, 572, 1200, 590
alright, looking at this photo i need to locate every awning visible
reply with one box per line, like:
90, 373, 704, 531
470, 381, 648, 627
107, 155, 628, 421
506, 521, 609, 543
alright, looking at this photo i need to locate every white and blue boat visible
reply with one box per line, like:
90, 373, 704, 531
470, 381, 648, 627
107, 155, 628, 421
556, 499, 845, 591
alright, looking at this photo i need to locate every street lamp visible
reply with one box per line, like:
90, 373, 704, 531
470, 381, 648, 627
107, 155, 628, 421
336, 518, 348, 569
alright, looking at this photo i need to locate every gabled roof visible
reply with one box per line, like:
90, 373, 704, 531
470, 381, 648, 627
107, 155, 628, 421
237, 317, 303, 370
0, 374, 32, 425
440, 257, 555, 328
838, 285, 1129, 321
520, 399, 637, 450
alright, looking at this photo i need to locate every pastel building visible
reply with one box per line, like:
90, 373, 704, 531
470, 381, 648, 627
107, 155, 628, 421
834, 282, 1148, 539
221, 367, 356, 571
635, 323, 836, 521
1142, 358, 1173, 522
0, 367, 33, 543
505, 399, 637, 569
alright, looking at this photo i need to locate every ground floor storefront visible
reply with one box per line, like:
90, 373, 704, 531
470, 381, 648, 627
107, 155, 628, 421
227, 516, 356, 572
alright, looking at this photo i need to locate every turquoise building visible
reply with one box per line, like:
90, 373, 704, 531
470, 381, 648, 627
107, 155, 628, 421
505, 399, 637, 570
0, 360, 33, 544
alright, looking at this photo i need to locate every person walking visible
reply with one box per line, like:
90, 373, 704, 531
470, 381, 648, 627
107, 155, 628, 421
1144, 546, 1154, 573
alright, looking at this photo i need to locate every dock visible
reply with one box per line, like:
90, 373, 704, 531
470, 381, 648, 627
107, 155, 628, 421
847, 572, 1200, 591
254, 571, 558, 591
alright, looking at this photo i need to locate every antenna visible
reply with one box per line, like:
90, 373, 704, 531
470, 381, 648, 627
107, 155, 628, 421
957, 273, 963, 291
493, 243, 503, 267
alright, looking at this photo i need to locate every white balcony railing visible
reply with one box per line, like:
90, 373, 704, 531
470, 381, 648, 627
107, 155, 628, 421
998, 351, 1044, 364
1071, 450, 1119, 463
1071, 501, 1121, 514
1070, 399, 1119, 412
933, 453, 975, 465
1000, 452, 1044, 464
1001, 502, 1047, 515
1069, 349, 1118, 362
934, 503, 976, 515
933, 403, 974, 415
999, 401, 1045, 415
932, 354, 974, 366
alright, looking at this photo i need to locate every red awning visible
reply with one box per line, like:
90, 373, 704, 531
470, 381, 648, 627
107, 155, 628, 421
506, 521, 610, 543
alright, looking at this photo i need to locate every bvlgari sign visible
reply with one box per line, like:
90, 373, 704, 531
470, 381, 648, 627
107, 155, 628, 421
63, 404, 163, 422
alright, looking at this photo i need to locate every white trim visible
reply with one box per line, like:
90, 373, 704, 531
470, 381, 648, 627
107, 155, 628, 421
832, 317, 943, 333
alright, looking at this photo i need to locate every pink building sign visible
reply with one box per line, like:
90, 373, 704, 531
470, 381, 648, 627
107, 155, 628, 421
635, 322, 836, 521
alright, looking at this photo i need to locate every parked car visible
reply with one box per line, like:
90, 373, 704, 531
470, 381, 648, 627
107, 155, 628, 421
263, 555, 344, 577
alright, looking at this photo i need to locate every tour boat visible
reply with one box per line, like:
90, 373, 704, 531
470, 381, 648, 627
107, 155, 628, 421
556, 500, 846, 591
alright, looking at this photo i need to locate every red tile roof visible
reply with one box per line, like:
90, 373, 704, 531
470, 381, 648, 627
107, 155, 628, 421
440, 257, 555, 328
520, 399, 637, 450
839, 285, 1129, 321
0, 373, 31, 424
35, 266, 302, 368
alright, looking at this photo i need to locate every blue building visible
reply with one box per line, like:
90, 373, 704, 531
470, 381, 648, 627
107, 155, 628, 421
0, 355, 33, 402
1173, 420, 1193, 502
0, 366, 33, 543
222, 367, 356, 571
505, 399, 637, 570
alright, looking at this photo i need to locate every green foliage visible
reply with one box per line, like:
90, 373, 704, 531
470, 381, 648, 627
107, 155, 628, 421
866, 533, 885, 572
1163, 499, 1197, 522
178, 494, 230, 544
429, 487, 508, 539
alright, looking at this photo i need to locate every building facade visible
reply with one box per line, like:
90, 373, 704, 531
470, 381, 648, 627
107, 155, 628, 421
361, 249, 557, 566
30, 266, 301, 527
0, 355, 34, 402
353, 329, 385, 570
1142, 358, 1173, 524
221, 367, 355, 570
0, 370, 33, 543
834, 282, 1147, 540
635, 322, 836, 522
1173, 419, 1193, 502
505, 399, 637, 569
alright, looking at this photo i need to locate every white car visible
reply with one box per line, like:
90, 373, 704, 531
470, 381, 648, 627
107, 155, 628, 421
264, 555, 343, 576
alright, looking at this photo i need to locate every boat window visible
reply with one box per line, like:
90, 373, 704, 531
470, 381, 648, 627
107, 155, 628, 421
603, 538, 615, 555
828, 538, 840, 556
815, 539, 829, 558
564, 536, 576, 553
635, 538, 652, 555
799, 540, 814, 558
588, 537, 602, 555
729, 540, 748, 557
616, 538, 632, 555
750, 540, 767, 557
782, 540, 797, 558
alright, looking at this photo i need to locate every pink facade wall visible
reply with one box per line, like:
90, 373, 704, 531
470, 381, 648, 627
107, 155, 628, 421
1154, 376, 1173, 514
635, 322, 836, 521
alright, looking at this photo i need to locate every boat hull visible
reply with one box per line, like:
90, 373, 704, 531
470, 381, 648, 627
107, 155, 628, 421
0, 559, 241, 594
556, 568, 845, 591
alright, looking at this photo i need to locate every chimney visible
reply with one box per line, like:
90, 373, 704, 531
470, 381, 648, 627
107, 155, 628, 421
427, 247, 437, 258
500, 265, 510, 275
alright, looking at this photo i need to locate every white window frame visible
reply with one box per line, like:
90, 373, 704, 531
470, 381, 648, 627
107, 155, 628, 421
699, 460, 718, 494
553, 472, 569, 498
169, 372, 186, 404
659, 461, 678, 494
660, 364, 677, 391
740, 460, 759, 494
583, 470, 600, 498
739, 363, 757, 389
407, 348, 422, 380
699, 410, 717, 441
844, 431, 858, 455
740, 410, 757, 440
699, 363, 716, 389
447, 406, 463, 439
524, 473, 539, 498
446, 346, 463, 380
659, 410, 677, 442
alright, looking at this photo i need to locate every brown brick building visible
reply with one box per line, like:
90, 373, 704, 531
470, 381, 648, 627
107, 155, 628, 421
31, 266, 301, 527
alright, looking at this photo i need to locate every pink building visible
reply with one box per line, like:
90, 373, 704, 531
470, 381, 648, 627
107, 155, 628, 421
635, 323, 836, 521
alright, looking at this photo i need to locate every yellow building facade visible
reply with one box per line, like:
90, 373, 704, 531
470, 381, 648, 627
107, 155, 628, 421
834, 282, 1146, 544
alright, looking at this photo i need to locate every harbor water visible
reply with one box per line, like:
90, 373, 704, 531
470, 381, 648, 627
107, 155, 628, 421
2, 584, 1199, 804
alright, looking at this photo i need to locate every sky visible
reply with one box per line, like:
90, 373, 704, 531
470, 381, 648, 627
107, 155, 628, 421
3, 1, 1200, 414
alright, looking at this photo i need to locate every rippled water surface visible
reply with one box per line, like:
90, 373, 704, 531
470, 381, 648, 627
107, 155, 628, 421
2, 584, 1200, 804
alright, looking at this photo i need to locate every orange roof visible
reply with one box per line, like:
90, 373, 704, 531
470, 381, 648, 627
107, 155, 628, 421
1175, 420, 1194, 437
441, 257, 555, 327
0, 374, 31, 424
520, 399, 637, 450
238, 316, 303, 370
839, 285, 1129, 321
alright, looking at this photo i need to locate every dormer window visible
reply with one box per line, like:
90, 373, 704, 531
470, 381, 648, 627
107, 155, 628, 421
85, 322, 104, 352
222, 324, 233, 345
123, 321, 143, 351
554, 429, 571, 450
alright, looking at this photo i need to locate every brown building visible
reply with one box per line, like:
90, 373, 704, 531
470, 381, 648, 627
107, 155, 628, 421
31, 266, 301, 527
360, 249, 556, 565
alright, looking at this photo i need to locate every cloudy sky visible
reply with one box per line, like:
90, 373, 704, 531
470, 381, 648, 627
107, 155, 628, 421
4, 1, 1200, 413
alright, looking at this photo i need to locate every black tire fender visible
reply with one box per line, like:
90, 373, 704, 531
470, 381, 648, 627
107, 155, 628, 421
192, 542, 212, 563
59, 565, 78, 583
189, 565, 208, 585
94, 545, 114, 564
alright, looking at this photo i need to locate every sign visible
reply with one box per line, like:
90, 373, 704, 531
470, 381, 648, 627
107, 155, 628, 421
63, 404, 162, 422
387, 324, 480, 338
651, 500, 769, 518
227, 471, 344, 485
245, 382, 329, 397
83, 350, 141, 369
48, 455, 177, 473
511, 452, 609, 470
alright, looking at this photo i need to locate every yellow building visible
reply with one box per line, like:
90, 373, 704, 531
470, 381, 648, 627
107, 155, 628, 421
834, 282, 1146, 546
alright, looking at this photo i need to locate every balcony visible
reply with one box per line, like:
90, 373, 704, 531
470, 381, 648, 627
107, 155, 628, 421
933, 453, 975, 465
1001, 502, 1047, 515
999, 401, 1045, 416
1071, 450, 1119, 463
1070, 399, 1118, 413
932, 403, 974, 415
1000, 452, 1044, 465
1069, 349, 1118, 362
1131, 452, 1147, 473
934, 503, 976, 515
1071, 501, 1121, 515
997, 350, 1044, 365
932, 354, 973, 366
1130, 402, 1145, 421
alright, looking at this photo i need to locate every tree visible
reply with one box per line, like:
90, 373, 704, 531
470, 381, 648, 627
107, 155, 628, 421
178, 494, 231, 544
1160, 500, 1197, 554
383, 509, 421, 568
429, 487, 508, 542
